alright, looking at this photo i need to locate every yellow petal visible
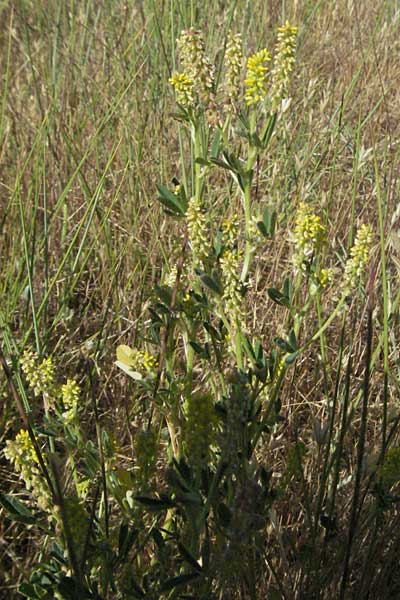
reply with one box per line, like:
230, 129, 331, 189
116, 344, 135, 367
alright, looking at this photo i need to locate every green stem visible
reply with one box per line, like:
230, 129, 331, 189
374, 154, 389, 455
241, 110, 257, 282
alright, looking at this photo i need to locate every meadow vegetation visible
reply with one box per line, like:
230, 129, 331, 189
1, 1, 400, 598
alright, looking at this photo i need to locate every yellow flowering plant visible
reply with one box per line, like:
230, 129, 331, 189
1, 15, 383, 600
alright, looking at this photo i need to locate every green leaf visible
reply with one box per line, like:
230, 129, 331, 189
211, 129, 221, 158
285, 351, 299, 365
160, 572, 201, 592
156, 183, 186, 215
210, 157, 232, 171
237, 111, 251, 132
134, 495, 176, 510
178, 542, 203, 573
261, 112, 277, 148
255, 339, 264, 362
288, 329, 298, 351
189, 341, 204, 356
214, 229, 223, 258
203, 320, 222, 341
251, 132, 263, 148
222, 151, 240, 171
256, 220, 268, 237
201, 529, 211, 572
263, 207, 277, 237
199, 274, 222, 295
243, 336, 256, 361
267, 288, 290, 308
195, 157, 210, 166
217, 502, 232, 527
172, 458, 192, 484
155, 285, 173, 306
283, 277, 293, 302
189, 341, 210, 360
0, 493, 36, 524
19, 583, 40, 598
274, 337, 293, 353
57, 577, 79, 599
118, 523, 138, 560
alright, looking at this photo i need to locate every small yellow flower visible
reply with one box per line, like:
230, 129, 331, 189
244, 48, 271, 106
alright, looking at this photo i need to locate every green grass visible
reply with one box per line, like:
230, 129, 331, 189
1, 1, 400, 598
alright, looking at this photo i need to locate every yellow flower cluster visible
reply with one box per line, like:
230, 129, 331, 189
21, 350, 56, 396
186, 197, 210, 265
142, 351, 158, 371
225, 31, 243, 104
270, 21, 298, 110
293, 202, 326, 271
165, 265, 178, 288
344, 224, 374, 289
177, 28, 215, 104
136, 349, 158, 373
221, 249, 243, 323
244, 48, 271, 106
5, 428, 38, 465
4, 429, 49, 509
169, 72, 194, 106
61, 378, 80, 423
221, 213, 239, 247
318, 267, 334, 289
183, 393, 217, 466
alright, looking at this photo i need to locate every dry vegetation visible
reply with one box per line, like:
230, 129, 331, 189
1, 1, 400, 598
